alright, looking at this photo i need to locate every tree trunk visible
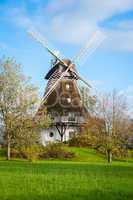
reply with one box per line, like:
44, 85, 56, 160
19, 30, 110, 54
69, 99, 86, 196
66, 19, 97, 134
60, 134, 63, 142
107, 149, 112, 163
7, 134, 11, 160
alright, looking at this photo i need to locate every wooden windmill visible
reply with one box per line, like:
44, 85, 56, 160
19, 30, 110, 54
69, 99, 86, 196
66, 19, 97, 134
28, 30, 105, 144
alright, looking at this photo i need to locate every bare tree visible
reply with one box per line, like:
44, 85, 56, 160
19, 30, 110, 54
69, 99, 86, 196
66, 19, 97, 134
95, 90, 129, 162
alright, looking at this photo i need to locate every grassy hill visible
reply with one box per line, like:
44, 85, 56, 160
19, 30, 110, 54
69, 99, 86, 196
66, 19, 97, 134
64, 147, 106, 162
0, 147, 105, 162
0, 147, 133, 200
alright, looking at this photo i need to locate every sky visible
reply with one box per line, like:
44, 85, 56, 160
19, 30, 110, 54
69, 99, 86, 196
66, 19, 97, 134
0, 0, 133, 103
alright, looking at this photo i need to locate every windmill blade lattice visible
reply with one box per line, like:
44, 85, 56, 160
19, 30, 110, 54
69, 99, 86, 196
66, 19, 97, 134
72, 30, 106, 67
28, 30, 66, 66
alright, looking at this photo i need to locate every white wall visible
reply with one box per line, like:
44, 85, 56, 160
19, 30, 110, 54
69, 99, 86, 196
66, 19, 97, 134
41, 126, 78, 146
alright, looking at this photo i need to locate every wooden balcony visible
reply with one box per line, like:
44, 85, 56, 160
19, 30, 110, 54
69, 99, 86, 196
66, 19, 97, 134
52, 116, 84, 125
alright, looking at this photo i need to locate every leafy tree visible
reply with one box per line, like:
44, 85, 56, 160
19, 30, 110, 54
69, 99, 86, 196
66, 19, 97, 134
79, 86, 96, 113
0, 57, 50, 160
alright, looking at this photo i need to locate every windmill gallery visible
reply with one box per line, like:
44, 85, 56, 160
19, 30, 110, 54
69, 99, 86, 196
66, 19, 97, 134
28, 30, 103, 145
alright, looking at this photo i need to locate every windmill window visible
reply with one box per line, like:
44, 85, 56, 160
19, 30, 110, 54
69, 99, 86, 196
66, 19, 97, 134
67, 98, 71, 103
66, 84, 70, 90
49, 132, 54, 137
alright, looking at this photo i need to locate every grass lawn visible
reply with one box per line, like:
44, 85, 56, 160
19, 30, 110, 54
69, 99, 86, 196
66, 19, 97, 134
0, 148, 133, 200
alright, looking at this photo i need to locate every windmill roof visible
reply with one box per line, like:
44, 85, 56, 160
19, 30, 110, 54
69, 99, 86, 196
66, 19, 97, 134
45, 64, 60, 80
43, 79, 88, 116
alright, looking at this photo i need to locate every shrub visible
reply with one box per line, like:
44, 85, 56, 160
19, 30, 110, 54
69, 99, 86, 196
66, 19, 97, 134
98, 144, 130, 159
11, 145, 43, 161
20, 146, 41, 161
69, 134, 97, 148
11, 148, 21, 158
112, 147, 129, 159
40, 143, 75, 159
11, 143, 75, 160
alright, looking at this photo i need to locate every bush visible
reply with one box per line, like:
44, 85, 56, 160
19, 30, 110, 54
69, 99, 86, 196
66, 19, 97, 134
11, 143, 75, 160
112, 147, 130, 159
11, 145, 43, 161
40, 143, 75, 159
97, 144, 130, 159
69, 134, 97, 148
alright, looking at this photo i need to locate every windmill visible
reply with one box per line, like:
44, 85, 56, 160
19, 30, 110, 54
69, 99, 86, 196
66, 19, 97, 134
28, 30, 105, 144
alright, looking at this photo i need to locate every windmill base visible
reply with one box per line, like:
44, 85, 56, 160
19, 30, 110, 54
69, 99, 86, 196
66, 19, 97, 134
41, 125, 79, 146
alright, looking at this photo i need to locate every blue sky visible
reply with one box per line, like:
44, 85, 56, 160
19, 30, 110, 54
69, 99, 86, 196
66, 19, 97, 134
0, 0, 133, 100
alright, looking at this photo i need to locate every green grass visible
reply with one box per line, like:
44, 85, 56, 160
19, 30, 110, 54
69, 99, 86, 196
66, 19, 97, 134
64, 147, 106, 162
0, 148, 6, 160
0, 147, 133, 200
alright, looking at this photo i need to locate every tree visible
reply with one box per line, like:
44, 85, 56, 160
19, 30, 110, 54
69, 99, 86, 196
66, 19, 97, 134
94, 90, 129, 162
13, 108, 51, 147
0, 57, 50, 160
79, 86, 96, 113
81, 90, 131, 163
81, 115, 105, 148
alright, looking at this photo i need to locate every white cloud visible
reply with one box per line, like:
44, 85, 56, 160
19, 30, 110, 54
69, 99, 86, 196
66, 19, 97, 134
79, 0, 133, 22
101, 30, 133, 52
7, 7, 34, 29
3, 0, 133, 51
49, 14, 98, 44
45, 0, 75, 13
43, 0, 133, 51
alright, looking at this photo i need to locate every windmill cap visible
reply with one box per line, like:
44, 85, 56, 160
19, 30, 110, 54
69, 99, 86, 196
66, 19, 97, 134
63, 59, 76, 70
45, 58, 76, 79
62, 59, 72, 66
